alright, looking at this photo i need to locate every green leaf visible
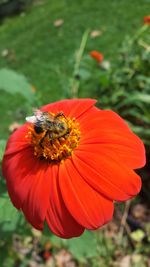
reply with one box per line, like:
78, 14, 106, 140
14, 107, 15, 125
130, 230, 145, 242
0, 193, 22, 236
0, 139, 6, 161
48, 230, 97, 261
67, 231, 97, 261
135, 93, 150, 103
0, 68, 35, 103
79, 68, 91, 80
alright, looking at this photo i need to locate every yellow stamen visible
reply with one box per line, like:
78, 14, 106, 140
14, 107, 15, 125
27, 113, 80, 163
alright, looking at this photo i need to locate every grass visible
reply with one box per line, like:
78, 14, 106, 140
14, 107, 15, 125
0, 0, 149, 138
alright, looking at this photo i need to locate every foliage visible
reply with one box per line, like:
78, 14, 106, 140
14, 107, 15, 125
79, 25, 150, 144
0, 193, 22, 236
0, 139, 6, 161
0, 68, 35, 103
51, 230, 98, 261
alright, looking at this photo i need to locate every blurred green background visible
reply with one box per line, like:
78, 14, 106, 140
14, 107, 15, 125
0, 0, 150, 266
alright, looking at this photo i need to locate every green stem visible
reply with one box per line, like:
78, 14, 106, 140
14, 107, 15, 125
128, 24, 148, 46
70, 29, 89, 98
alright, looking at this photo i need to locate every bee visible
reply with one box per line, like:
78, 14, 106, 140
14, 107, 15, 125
26, 110, 70, 146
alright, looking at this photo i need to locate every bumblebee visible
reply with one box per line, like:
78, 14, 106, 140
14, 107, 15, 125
26, 110, 70, 146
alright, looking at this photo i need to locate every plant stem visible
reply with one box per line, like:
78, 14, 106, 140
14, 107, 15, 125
70, 29, 89, 98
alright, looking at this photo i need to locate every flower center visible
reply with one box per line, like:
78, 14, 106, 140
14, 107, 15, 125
27, 112, 80, 163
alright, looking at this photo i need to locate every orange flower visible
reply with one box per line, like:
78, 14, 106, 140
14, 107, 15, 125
144, 15, 150, 25
90, 50, 104, 63
2, 99, 145, 238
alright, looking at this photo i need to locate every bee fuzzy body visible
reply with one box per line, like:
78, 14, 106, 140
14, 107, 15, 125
26, 110, 70, 146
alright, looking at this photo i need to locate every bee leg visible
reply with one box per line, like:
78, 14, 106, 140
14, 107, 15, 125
55, 112, 66, 119
39, 131, 48, 148
48, 132, 54, 146
39, 138, 44, 149
66, 128, 70, 135
64, 128, 70, 139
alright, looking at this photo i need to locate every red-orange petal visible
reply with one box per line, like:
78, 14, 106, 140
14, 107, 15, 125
90, 51, 104, 63
4, 123, 30, 156
73, 148, 142, 202
2, 98, 145, 238
78, 110, 145, 169
144, 16, 150, 24
41, 98, 96, 119
2, 148, 50, 230
59, 159, 114, 229
46, 164, 84, 238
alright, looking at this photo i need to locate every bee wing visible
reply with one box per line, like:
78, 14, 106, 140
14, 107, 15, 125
26, 115, 37, 123
34, 109, 43, 117
26, 109, 49, 124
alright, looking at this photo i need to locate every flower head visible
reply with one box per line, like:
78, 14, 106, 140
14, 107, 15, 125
90, 50, 104, 63
144, 15, 150, 25
2, 99, 145, 238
